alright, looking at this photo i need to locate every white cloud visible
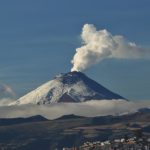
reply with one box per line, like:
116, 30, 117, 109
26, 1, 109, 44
71, 24, 150, 71
0, 98, 15, 106
0, 84, 16, 98
0, 99, 150, 119
0, 84, 16, 107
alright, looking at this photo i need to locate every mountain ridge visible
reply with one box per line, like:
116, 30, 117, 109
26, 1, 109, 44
0, 108, 149, 150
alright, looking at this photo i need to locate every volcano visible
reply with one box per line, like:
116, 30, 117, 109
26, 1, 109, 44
11, 71, 125, 105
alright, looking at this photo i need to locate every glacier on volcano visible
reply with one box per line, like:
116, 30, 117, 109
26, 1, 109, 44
10, 71, 125, 105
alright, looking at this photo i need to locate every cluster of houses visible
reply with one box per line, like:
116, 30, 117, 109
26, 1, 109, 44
62, 136, 150, 150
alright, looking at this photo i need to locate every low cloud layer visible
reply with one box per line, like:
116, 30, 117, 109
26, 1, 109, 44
0, 99, 150, 119
0, 98, 15, 106
71, 24, 150, 71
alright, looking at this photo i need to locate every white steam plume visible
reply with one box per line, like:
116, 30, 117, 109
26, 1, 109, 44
71, 24, 150, 71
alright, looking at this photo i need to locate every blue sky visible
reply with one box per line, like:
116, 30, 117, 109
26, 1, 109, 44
0, 0, 150, 100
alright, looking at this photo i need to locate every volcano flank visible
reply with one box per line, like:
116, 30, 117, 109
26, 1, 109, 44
11, 71, 125, 105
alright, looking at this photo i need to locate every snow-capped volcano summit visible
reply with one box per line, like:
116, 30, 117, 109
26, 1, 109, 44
11, 71, 125, 105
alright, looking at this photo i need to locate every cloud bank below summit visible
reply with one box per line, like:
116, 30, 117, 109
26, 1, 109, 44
71, 24, 150, 71
0, 99, 150, 119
